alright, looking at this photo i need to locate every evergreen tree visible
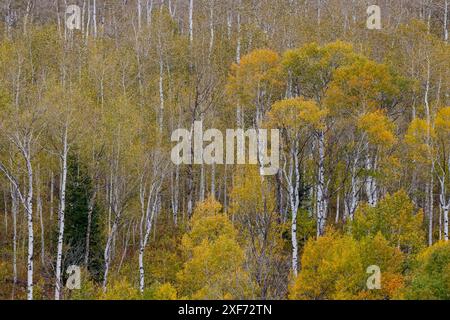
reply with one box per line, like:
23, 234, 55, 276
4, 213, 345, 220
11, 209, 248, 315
64, 153, 104, 281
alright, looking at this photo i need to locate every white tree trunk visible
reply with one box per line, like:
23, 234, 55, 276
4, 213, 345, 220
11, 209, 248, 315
365, 150, 378, 207
316, 130, 327, 237
335, 193, 340, 224
93, 0, 97, 37
3, 192, 7, 235
50, 171, 54, 221
283, 143, 300, 276
103, 212, 119, 292
158, 54, 164, 132
138, 162, 165, 293
10, 184, 18, 297
37, 173, 45, 267
25, 155, 34, 300
424, 56, 434, 246
55, 129, 68, 300
188, 0, 194, 44
444, 205, 449, 241
137, 0, 141, 31
171, 165, 179, 224
209, 0, 214, 55
444, 0, 448, 42
439, 175, 450, 241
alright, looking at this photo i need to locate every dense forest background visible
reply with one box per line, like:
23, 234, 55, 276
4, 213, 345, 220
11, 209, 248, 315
0, 0, 450, 300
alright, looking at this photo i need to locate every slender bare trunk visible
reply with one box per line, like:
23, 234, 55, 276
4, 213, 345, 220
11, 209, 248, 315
188, 0, 193, 44
55, 128, 68, 300
10, 184, 17, 298
317, 130, 327, 237
444, 0, 448, 42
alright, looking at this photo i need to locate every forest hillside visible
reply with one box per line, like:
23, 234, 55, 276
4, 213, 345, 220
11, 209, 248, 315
0, 0, 449, 300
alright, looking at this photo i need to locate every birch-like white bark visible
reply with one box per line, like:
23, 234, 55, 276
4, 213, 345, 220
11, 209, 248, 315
188, 0, 194, 44
209, 0, 214, 56
425, 56, 434, 246
438, 174, 450, 241
50, 171, 54, 221
316, 130, 327, 237
365, 149, 378, 207
24, 154, 34, 300
0, 137, 36, 300
137, 0, 141, 31
93, 0, 97, 37
158, 49, 165, 132
55, 127, 68, 300
283, 143, 301, 276
138, 175, 163, 292
171, 165, 179, 224
10, 183, 18, 297
445, 0, 449, 42
3, 192, 7, 234
37, 170, 45, 267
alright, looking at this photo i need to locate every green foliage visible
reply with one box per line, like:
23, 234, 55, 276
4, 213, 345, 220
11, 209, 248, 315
282, 41, 357, 101
351, 190, 425, 253
63, 153, 105, 281
406, 241, 450, 300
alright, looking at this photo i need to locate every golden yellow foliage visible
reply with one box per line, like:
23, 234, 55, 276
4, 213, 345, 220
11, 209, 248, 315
177, 197, 253, 299
435, 106, 450, 138
404, 118, 435, 164
289, 230, 364, 300
153, 283, 178, 300
358, 110, 396, 148
100, 279, 141, 300
268, 97, 328, 131
289, 231, 405, 300
227, 49, 283, 111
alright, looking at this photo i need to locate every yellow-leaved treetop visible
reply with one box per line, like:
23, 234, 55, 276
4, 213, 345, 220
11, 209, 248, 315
177, 197, 253, 299
268, 97, 328, 132
357, 110, 397, 149
227, 48, 283, 125
405, 118, 435, 164
289, 230, 405, 300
